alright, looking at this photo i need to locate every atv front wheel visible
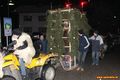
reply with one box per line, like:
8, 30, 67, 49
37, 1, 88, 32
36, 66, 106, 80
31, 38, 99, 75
41, 65, 55, 80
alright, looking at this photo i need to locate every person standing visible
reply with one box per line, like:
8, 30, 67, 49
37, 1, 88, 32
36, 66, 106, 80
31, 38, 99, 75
77, 29, 90, 71
39, 34, 48, 54
89, 31, 104, 66
35, 34, 48, 54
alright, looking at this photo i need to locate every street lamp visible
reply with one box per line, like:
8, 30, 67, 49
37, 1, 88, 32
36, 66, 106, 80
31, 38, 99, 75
9, 0, 14, 6
5, 0, 14, 46
7, 0, 14, 17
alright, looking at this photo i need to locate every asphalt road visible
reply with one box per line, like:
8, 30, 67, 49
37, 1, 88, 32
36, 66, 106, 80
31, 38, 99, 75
54, 46, 120, 80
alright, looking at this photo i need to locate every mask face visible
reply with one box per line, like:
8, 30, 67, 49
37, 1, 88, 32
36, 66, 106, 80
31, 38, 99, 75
94, 33, 97, 36
78, 32, 82, 36
80, 34, 83, 36
40, 35, 44, 40
12, 34, 19, 40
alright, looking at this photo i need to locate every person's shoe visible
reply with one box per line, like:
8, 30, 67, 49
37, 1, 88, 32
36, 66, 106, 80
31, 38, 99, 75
76, 67, 80, 71
92, 63, 95, 66
22, 75, 27, 80
96, 64, 99, 66
80, 68, 84, 71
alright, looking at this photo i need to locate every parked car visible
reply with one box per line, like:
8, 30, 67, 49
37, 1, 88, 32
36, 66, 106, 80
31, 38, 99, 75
105, 33, 120, 50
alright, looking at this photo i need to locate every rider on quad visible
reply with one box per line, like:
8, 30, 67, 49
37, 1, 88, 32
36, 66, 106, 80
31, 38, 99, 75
12, 29, 36, 76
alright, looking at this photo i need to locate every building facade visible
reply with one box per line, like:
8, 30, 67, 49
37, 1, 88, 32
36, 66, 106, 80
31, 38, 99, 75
17, 6, 47, 34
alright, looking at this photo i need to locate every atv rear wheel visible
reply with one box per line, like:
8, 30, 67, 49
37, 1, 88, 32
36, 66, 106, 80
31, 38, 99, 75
41, 65, 55, 80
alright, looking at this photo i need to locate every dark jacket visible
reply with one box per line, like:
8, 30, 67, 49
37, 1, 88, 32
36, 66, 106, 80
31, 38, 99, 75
34, 39, 48, 54
89, 35, 104, 52
40, 39, 48, 53
79, 35, 90, 52
91, 39, 100, 51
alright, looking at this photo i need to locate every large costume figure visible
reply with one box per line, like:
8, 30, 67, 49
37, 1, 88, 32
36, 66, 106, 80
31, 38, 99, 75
12, 29, 35, 64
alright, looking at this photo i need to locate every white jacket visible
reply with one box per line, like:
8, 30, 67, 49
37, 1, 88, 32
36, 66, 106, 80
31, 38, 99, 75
12, 32, 35, 64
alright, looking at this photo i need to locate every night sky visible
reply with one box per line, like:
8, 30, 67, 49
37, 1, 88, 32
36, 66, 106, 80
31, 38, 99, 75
0, 0, 120, 34
87, 0, 120, 34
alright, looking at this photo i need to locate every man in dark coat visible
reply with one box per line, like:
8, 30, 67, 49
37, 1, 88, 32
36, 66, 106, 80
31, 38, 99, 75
89, 31, 104, 66
35, 34, 48, 54
77, 29, 90, 71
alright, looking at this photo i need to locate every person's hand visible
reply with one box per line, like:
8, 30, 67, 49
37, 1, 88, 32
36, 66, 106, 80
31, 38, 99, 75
39, 45, 41, 49
8, 47, 14, 51
84, 47, 87, 49
3, 47, 6, 49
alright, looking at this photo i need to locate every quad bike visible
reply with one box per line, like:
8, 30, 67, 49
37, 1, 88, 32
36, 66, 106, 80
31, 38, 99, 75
0, 47, 58, 80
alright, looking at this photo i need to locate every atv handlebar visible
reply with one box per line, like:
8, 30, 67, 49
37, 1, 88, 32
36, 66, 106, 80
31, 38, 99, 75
1, 46, 15, 56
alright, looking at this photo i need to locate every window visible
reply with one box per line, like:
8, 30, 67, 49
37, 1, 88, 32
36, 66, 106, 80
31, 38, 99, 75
24, 16, 32, 21
38, 15, 46, 21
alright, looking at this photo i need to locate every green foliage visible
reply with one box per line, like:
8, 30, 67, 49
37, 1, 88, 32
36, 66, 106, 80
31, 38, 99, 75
46, 8, 91, 55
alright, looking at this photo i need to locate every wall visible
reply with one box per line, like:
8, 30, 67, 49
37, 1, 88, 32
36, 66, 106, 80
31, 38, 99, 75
19, 13, 47, 33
